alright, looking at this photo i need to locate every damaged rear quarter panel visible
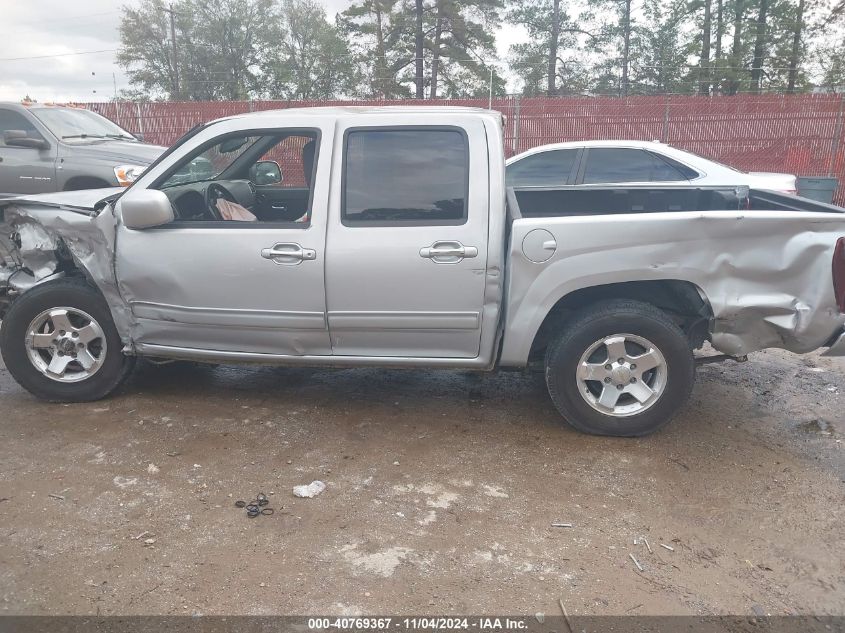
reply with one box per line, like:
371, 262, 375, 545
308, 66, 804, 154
0, 198, 132, 347
501, 210, 845, 365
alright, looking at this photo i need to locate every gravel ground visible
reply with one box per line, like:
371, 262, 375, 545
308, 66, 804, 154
0, 348, 842, 616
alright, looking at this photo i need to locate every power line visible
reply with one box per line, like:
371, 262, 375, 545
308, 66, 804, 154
0, 48, 119, 63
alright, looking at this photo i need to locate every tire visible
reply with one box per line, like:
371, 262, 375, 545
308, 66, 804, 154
545, 299, 695, 437
0, 278, 135, 402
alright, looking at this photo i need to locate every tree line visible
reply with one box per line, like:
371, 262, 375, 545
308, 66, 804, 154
117, 0, 845, 100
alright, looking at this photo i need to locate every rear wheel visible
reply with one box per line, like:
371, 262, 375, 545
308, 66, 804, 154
545, 300, 695, 437
0, 279, 134, 402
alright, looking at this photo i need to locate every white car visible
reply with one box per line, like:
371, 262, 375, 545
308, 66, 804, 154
505, 140, 797, 194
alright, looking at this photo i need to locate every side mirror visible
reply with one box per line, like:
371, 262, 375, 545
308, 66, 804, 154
119, 189, 175, 230
134, 132, 145, 142
249, 160, 282, 186
4, 130, 49, 150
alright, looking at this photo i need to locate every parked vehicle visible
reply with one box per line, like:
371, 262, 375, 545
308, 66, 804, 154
1, 107, 843, 437
506, 140, 798, 193
0, 102, 165, 197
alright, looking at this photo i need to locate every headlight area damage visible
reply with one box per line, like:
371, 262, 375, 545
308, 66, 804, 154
0, 195, 132, 347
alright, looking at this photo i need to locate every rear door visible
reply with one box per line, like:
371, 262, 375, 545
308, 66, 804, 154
324, 118, 489, 358
0, 108, 57, 195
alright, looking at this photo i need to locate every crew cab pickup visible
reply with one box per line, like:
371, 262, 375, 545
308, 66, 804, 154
1, 106, 844, 436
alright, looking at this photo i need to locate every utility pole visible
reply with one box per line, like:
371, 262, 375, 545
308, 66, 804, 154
547, 0, 561, 96
414, 0, 424, 99
163, 3, 180, 100
620, 0, 632, 97
700, 0, 712, 95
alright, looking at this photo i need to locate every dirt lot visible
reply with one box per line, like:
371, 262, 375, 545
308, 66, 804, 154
0, 348, 843, 617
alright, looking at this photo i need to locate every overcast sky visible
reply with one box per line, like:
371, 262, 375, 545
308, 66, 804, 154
0, 1, 525, 102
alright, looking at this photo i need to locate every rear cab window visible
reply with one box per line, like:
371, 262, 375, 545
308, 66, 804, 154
342, 128, 468, 226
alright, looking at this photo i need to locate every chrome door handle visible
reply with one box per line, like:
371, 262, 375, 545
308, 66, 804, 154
420, 241, 478, 264
260, 242, 316, 265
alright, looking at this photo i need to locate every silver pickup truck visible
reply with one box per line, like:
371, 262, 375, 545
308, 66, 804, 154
1, 106, 844, 437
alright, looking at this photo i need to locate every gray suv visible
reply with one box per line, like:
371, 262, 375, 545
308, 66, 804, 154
0, 102, 165, 197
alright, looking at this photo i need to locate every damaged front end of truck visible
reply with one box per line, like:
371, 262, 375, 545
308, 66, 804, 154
0, 190, 132, 342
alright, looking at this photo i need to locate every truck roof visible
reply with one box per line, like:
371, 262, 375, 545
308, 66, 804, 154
241, 105, 493, 117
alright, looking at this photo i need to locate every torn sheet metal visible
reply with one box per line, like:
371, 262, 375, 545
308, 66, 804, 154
0, 194, 133, 347
501, 209, 845, 365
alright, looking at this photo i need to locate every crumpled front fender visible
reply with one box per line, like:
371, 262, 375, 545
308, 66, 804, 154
0, 201, 132, 349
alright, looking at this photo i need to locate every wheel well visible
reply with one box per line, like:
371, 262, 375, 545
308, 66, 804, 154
528, 280, 713, 364
63, 176, 111, 191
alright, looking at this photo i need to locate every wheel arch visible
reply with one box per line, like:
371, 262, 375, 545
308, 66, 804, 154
522, 279, 714, 367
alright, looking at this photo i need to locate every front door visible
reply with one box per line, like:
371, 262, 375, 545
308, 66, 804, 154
115, 125, 332, 356
325, 121, 489, 358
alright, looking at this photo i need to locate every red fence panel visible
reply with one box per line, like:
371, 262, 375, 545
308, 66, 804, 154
83, 94, 845, 203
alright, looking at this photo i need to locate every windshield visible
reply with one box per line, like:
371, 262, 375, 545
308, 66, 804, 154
30, 108, 135, 142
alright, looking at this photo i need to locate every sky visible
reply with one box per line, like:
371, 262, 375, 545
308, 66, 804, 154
0, 0, 527, 102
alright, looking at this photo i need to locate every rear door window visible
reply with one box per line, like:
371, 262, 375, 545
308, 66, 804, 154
342, 128, 468, 225
582, 148, 688, 184
506, 149, 578, 186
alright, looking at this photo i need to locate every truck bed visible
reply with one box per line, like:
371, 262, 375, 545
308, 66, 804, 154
507, 185, 845, 219
500, 184, 845, 367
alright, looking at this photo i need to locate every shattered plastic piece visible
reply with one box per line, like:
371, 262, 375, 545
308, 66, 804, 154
147, 463, 160, 474
293, 480, 326, 498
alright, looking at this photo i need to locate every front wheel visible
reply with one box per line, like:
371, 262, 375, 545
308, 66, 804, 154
0, 278, 135, 402
545, 300, 696, 437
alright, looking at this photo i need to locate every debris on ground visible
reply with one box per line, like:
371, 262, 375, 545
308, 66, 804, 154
147, 463, 160, 474
558, 599, 574, 633
642, 537, 653, 553
551, 522, 573, 528
234, 492, 276, 518
132, 531, 151, 541
143, 538, 156, 546
47, 493, 65, 501
629, 553, 644, 571
293, 481, 326, 498
660, 543, 675, 551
